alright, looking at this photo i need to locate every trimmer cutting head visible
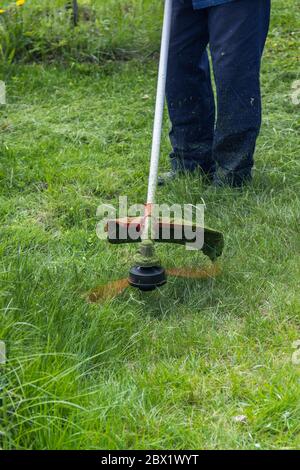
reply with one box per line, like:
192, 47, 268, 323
104, 216, 224, 291
129, 266, 167, 292
128, 239, 167, 292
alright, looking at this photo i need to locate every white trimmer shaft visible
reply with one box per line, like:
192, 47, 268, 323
142, 0, 172, 240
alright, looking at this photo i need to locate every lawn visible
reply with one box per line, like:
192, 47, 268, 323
0, 0, 300, 450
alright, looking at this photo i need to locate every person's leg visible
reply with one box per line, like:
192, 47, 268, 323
166, 0, 215, 176
208, 0, 271, 187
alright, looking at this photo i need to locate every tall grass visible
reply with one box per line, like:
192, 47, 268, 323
0, 0, 162, 66
0, 0, 299, 451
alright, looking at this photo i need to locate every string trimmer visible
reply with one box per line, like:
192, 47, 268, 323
89, 0, 224, 300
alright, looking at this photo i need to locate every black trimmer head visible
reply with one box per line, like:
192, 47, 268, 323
128, 239, 167, 292
129, 265, 167, 292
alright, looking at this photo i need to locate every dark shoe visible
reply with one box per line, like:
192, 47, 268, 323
158, 168, 214, 187
157, 170, 179, 186
213, 169, 252, 188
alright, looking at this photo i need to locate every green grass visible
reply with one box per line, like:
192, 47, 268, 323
0, 0, 300, 450
0, 0, 162, 65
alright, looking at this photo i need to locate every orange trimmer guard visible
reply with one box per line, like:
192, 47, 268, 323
105, 217, 224, 261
